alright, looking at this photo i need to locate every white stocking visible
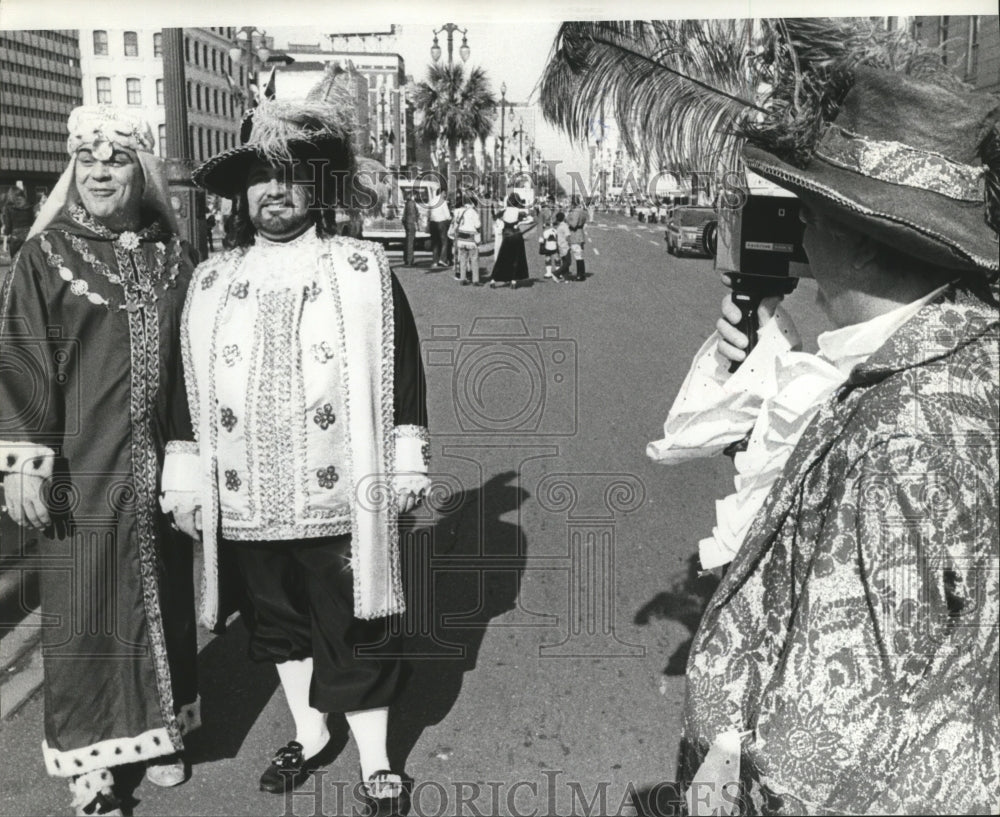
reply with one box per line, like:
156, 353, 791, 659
345, 706, 391, 780
275, 658, 329, 758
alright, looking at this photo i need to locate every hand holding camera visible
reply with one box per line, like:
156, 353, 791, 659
715, 274, 783, 365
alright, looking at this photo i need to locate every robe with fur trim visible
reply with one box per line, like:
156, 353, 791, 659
0, 206, 200, 777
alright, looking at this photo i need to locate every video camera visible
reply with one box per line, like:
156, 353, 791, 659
712, 176, 808, 373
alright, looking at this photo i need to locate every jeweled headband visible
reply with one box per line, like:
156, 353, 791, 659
66, 105, 156, 161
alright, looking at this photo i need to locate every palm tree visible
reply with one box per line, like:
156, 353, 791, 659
411, 62, 497, 191
538, 19, 942, 191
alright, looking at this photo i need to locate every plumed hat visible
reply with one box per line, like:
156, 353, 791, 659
741, 21, 1000, 274
192, 88, 357, 200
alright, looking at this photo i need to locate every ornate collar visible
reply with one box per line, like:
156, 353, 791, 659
69, 204, 166, 245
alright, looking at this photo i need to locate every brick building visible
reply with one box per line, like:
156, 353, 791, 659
909, 14, 999, 92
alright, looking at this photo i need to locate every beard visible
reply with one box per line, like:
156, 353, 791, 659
250, 199, 312, 240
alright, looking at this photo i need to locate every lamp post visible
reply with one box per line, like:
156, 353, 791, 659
228, 26, 271, 114
498, 82, 507, 199
430, 23, 470, 67
513, 119, 525, 172
379, 84, 388, 165
161, 28, 206, 258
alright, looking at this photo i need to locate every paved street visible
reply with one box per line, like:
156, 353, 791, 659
0, 213, 830, 816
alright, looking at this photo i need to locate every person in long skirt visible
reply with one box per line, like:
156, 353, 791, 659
490, 193, 534, 289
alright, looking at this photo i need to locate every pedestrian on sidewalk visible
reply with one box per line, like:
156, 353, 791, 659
649, 63, 999, 815
554, 211, 572, 281
566, 196, 589, 281
180, 90, 429, 816
450, 192, 482, 285
490, 192, 535, 289
0, 105, 201, 816
1, 187, 34, 260
402, 190, 418, 266
540, 219, 560, 281
428, 188, 451, 268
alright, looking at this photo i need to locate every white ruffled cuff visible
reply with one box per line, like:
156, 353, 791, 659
0, 442, 56, 478
162, 440, 200, 492
392, 425, 430, 474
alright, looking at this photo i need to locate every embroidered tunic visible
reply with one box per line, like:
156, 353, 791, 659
0, 207, 199, 776
211, 230, 354, 540
172, 228, 429, 624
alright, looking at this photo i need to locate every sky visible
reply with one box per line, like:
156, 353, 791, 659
2, 0, 994, 191
268, 22, 593, 185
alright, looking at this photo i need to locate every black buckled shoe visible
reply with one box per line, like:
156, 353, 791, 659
360, 770, 412, 817
259, 740, 326, 794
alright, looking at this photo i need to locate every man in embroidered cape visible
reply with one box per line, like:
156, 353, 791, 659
0, 106, 199, 815
648, 62, 999, 813
162, 91, 428, 811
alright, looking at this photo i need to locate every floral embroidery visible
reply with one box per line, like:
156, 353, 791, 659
118, 231, 140, 251
347, 252, 369, 272
316, 466, 339, 489
201, 269, 218, 290
311, 341, 335, 364
39, 220, 182, 311
313, 403, 336, 430
224, 470, 242, 491
304, 281, 321, 301
220, 407, 237, 432
222, 344, 241, 367
231, 280, 249, 299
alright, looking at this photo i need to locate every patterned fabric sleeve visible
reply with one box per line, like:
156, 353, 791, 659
0, 239, 61, 475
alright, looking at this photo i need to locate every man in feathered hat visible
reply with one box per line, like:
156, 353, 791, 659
649, 35, 999, 816
160, 88, 428, 813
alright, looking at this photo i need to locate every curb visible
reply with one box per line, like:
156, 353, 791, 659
0, 607, 43, 719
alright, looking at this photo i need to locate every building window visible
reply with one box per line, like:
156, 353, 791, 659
153, 32, 163, 58
127, 78, 141, 106
124, 31, 138, 57
196, 85, 202, 110
184, 37, 190, 62
96, 76, 111, 104
93, 30, 108, 56
912, 19, 924, 41
158, 124, 167, 157
213, 89, 219, 114
203, 44, 209, 66
186, 81, 192, 106
156, 78, 164, 105
194, 41, 200, 66
212, 50, 218, 72
198, 128, 205, 161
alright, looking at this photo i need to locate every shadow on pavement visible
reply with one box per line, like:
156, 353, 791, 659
183, 616, 282, 765
633, 553, 720, 676
388, 471, 528, 773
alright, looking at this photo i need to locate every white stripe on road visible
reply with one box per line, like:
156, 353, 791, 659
649, 239, 660, 246
593, 247, 600, 256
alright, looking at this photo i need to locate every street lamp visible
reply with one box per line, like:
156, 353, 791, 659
513, 118, 525, 171
229, 26, 270, 112
498, 81, 507, 198
431, 23, 470, 67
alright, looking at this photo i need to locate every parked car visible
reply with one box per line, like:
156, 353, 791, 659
665, 205, 717, 257
363, 178, 440, 248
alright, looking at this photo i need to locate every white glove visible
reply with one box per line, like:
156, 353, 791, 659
3, 472, 51, 529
